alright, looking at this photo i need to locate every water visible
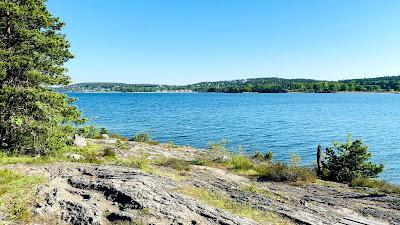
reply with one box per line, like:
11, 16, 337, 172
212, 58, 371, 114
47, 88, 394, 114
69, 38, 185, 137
69, 92, 400, 183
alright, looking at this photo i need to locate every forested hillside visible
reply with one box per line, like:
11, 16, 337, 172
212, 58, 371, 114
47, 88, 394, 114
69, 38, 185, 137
55, 76, 400, 93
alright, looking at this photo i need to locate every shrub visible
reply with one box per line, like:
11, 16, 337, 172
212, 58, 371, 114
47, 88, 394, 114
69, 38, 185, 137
103, 148, 116, 158
204, 139, 230, 163
78, 126, 100, 139
350, 178, 400, 195
225, 155, 254, 172
256, 162, 316, 183
321, 135, 384, 183
253, 151, 273, 162
131, 132, 151, 142
99, 128, 108, 135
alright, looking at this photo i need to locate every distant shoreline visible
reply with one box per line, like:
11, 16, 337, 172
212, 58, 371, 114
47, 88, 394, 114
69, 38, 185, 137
61, 91, 400, 94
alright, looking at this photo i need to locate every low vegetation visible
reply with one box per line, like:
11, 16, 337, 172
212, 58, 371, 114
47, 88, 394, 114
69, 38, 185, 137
320, 135, 384, 183
177, 185, 292, 225
0, 170, 45, 222
350, 178, 400, 195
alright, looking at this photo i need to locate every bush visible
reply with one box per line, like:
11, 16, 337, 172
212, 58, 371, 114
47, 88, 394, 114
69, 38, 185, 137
350, 178, 400, 195
253, 151, 273, 162
102, 148, 116, 158
131, 132, 150, 142
256, 162, 316, 183
321, 135, 384, 183
78, 126, 100, 139
225, 155, 254, 172
99, 128, 108, 135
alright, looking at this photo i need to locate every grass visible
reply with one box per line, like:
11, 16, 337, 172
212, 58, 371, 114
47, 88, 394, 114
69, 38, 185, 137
240, 182, 288, 202
350, 178, 400, 195
117, 156, 150, 171
177, 185, 292, 225
224, 155, 254, 172
0, 170, 45, 222
255, 162, 317, 183
155, 157, 191, 171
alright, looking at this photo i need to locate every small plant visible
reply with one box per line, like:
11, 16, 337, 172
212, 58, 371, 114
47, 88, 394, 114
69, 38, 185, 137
166, 140, 178, 148
119, 157, 149, 170
109, 133, 129, 141
204, 139, 230, 162
99, 127, 109, 135
225, 155, 254, 172
116, 140, 129, 150
131, 132, 151, 142
103, 148, 116, 158
253, 151, 273, 162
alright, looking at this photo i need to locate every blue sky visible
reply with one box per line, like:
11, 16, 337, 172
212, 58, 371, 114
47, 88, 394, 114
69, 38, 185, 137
47, 0, 400, 84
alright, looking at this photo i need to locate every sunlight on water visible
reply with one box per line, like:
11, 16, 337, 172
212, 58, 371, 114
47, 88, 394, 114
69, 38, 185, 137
70, 93, 400, 183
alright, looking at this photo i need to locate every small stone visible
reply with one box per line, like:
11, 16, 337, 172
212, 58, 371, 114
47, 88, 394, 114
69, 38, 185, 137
64, 153, 85, 160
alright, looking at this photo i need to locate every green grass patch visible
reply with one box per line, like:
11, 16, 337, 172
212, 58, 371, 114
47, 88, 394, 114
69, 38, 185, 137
0, 170, 45, 222
177, 185, 292, 225
350, 178, 400, 195
155, 157, 191, 171
224, 155, 254, 172
117, 156, 150, 171
255, 162, 317, 183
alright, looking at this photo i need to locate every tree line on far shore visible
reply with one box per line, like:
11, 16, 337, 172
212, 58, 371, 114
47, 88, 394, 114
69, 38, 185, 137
56, 76, 400, 93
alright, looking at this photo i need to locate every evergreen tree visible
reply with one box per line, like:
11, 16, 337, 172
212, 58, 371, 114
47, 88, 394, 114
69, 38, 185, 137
0, 0, 84, 155
321, 134, 384, 183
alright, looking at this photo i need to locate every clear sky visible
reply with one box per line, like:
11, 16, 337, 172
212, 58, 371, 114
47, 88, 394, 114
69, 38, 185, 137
47, 0, 400, 84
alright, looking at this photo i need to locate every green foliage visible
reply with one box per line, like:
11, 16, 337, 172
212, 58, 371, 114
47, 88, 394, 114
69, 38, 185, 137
225, 155, 254, 172
350, 178, 400, 195
102, 147, 116, 158
78, 126, 100, 139
131, 132, 150, 142
321, 135, 384, 183
0, 0, 84, 155
99, 127, 108, 135
116, 140, 129, 150
118, 156, 149, 170
253, 151, 273, 162
256, 162, 317, 183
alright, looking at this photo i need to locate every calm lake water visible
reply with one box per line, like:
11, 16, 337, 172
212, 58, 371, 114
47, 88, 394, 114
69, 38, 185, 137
69, 93, 400, 183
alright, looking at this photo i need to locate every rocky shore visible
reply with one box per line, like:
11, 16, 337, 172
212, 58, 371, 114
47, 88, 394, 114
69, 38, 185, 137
1, 139, 399, 225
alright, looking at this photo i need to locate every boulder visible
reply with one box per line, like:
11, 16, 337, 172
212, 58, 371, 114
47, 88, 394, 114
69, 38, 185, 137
74, 135, 87, 147
100, 134, 109, 139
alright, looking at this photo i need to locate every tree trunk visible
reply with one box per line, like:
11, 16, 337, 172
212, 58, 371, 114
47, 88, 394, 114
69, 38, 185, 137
317, 144, 323, 176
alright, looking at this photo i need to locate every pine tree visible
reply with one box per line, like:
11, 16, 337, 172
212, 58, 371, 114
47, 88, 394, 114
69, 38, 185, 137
0, 0, 84, 155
